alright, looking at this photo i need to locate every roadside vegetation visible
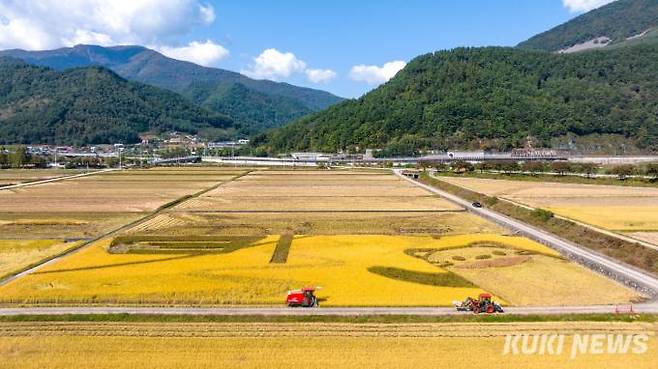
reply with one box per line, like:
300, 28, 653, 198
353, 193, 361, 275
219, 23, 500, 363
424, 160, 658, 188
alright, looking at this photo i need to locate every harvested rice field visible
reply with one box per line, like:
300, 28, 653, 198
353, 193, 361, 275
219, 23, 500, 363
440, 176, 658, 233
628, 232, 658, 245
127, 211, 501, 237
1, 321, 655, 369
0, 234, 638, 306
0, 169, 85, 187
0, 170, 234, 213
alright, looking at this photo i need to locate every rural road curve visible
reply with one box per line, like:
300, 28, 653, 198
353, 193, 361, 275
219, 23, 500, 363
1, 304, 657, 316
0, 168, 120, 191
394, 169, 658, 297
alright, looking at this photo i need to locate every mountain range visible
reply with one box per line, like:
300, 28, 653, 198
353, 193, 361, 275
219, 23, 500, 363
1, 0, 657, 152
256, 0, 658, 155
0, 58, 232, 145
0, 45, 343, 139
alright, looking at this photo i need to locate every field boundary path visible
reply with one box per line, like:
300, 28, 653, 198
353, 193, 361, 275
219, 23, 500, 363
0, 168, 120, 191
0, 170, 252, 287
394, 169, 658, 298
1, 304, 658, 316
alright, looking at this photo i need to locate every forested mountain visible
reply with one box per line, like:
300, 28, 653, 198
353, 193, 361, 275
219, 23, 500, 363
518, 0, 658, 52
0, 59, 233, 145
0, 45, 343, 133
258, 44, 658, 154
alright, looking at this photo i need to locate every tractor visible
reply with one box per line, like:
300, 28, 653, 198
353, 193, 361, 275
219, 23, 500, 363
286, 287, 319, 307
454, 293, 504, 314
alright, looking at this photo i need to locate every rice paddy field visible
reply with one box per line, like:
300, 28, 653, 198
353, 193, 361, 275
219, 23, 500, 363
0, 234, 639, 306
1, 321, 655, 369
439, 176, 658, 243
0, 169, 85, 187
0, 167, 247, 279
0, 168, 641, 307
0, 240, 82, 279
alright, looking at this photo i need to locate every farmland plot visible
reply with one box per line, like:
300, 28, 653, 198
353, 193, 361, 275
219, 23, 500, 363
1, 321, 656, 369
0, 234, 638, 306
0, 167, 245, 278
0, 169, 85, 187
440, 176, 658, 234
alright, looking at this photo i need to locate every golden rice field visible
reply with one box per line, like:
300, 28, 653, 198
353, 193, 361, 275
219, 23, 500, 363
0, 240, 82, 279
0, 234, 638, 306
440, 176, 658, 232
1, 321, 655, 369
427, 246, 637, 305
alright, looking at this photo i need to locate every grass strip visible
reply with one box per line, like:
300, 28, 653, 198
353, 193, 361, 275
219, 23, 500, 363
367, 266, 476, 287
437, 171, 658, 188
0, 313, 655, 324
270, 233, 293, 263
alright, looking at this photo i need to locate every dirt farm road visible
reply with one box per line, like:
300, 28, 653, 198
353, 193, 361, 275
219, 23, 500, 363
0, 168, 120, 191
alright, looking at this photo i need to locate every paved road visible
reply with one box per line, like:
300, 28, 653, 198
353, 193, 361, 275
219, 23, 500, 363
0, 168, 119, 191
394, 170, 658, 296
1, 304, 657, 316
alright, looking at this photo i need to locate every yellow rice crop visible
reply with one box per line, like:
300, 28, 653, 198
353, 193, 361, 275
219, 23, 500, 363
0, 234, 633, 306
0, 240, 81, 279
0, 321, 656, 369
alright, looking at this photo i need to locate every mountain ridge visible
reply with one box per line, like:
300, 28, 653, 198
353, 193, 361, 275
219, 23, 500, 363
0, 45, 344, 134
0, 58, 234, 145
518, 0, 658, 52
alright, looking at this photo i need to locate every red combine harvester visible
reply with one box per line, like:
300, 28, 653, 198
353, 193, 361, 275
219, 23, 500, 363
286, 287, 319, 307
453, 293, 504, 314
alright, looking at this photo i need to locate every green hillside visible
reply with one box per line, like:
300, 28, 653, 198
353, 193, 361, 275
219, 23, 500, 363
0, 45, 343, 135
518, 0, 658, 52
182, 82, 313, 133
258, 44, 658, 154
0, 59, 233, 145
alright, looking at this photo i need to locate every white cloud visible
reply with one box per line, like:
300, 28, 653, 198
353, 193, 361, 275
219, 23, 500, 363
157, 40, 229, 66
349, 60, 407, 85
562, 0, 616, 12
0, 0, 219, 55
243, 48, 306, 80
243, 48, 336, 84
305, 68, 337, 83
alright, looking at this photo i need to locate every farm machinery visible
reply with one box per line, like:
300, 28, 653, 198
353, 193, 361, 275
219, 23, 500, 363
286, 287, 319, 307
453, 293, 504, 314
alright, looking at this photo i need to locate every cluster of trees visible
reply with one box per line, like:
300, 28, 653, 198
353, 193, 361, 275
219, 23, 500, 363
0, 59, 234, 145
0, 146, 47, 168
259, 41, 658, 154
430, 160, 658, 180
184, 82, 314, 135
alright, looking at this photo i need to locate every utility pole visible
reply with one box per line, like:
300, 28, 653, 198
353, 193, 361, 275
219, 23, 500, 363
118, 148, 124, 169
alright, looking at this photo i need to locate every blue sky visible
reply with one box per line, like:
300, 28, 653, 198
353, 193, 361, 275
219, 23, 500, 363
0, 0, 613, 97
189, 0, 589, 97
